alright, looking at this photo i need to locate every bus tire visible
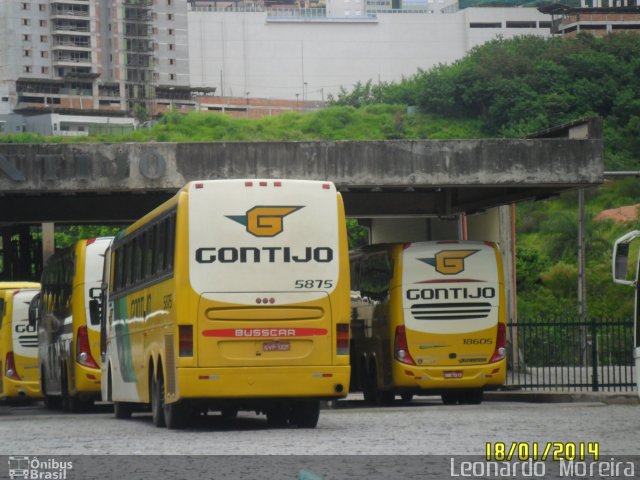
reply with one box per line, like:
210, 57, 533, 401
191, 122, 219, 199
459, 389, 483, 405
266, 404, 290, 427
290, 400, 320, 428
164, 400, 189, 430
41, 367, 61, 410
441, 393, 460, 405
221, 407, 238, 419
114, 402, 133, 419
151, 369, 165, 428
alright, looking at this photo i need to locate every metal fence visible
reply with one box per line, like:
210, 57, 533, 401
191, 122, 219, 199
505, 318, 636, 392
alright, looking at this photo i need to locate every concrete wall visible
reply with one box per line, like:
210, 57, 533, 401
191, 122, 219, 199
187, 8, 551, 100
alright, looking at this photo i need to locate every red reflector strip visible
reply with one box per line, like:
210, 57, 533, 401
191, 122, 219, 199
404, 370, 414, 376
322, 183, 330, 189
179, 325, 193, 357
274, 181, 282, 187
312, 373, 333, 378
259, 181, 267, 187
336, 324, 349, 355
245, 181, 253, 187
86, 238, 96, 246
195, 183, 204, 189
203, 328, 328, 338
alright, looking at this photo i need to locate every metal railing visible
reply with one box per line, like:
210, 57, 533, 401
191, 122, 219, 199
506, 318, 636, 392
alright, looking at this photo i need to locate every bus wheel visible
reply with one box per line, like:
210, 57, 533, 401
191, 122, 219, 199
459, 389, 483, 405
441, 393, 460, 405
290, 400, 320, 428
400, 393, 414, 402
114, 402, 133, 419
221, 407, 238, 419
266, 404, 290, 427
151, 371, 166, 428
164, 401, 189, 430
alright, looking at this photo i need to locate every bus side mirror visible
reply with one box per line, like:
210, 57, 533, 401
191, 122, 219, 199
613, 243, 629, 282
89, 298, 101, 326
28, 294, 40, 328
612, 231, 640, 286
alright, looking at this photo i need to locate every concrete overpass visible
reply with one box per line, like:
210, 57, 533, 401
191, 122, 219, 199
0, 117, 603, 304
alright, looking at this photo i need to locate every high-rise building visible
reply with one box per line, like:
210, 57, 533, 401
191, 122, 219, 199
0, 0, 198, 133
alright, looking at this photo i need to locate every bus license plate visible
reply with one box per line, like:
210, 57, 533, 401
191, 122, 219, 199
263, 341, 290, 352
444, 371, 463, 379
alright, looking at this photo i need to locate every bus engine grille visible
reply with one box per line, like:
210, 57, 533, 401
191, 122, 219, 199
410, 302, 492, 321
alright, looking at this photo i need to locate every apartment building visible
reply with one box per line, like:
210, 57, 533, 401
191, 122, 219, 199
0, 0, 195, 133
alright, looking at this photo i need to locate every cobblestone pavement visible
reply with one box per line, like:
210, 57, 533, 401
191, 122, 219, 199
0, 398, 637, 456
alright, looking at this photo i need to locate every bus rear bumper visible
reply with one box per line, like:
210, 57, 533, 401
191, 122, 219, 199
0, 378, 42, 400
393, 359, 506, 390
173, 365, 351, 401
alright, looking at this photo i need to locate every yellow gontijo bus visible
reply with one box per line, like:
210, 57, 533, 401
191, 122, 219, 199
101, 179, 351, 429
38, 237, 113, 411
0, 283, 41, 401
350, 241, 507, 405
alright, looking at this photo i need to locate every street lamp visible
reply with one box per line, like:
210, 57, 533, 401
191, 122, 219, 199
295, 93, 299, 111
303, 82, 308, 111
245, 91, 250, 117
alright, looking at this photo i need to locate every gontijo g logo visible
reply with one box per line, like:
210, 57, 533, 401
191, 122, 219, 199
418, 249, 479, 275
226, 206, 303, 237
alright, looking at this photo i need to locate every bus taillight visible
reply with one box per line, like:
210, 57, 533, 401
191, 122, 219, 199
179, 325, 193, 357
489, 323, 507, 363
5, 352, 20, 380
76, 326, 99, 369
394, 325, 416, 366
336, 324, 349, 355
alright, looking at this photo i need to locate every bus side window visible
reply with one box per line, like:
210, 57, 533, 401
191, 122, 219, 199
360, 253, 392, 302
156, 220, 167, 274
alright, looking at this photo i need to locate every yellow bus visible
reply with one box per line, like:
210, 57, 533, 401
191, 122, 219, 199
38, 237, 113, 411
0, 283, 41, 401
350, 240, 507, 405
101, 179, 350, 429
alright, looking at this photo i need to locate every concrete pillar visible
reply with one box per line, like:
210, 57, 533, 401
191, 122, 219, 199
42, 222, 55, 264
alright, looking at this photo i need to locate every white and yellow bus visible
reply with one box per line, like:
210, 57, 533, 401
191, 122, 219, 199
350, 241, 507, 405
0, 283, 41, 401
38, 237, 113, 411
101, 179, 350, 429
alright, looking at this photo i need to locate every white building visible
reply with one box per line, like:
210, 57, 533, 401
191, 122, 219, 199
187, 6, 552, 102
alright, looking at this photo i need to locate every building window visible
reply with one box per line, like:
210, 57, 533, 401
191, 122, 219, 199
22, 18, 30, 26
169, 58, 175, 65
168, 13, 173, 20
41, 66, 49, 74
23, 34, 31, 41
39, 4, 47, 11
168, 0, 172, 5
169, 43, 175, 51
40, 35, 48, 42
40, 20, 47, 27
24, 50, 31, 57
539, 21, 552, 28
22, 3, 30, 10
469, 22, 502, 28
169, 73, 176, 80
24, 66, 32, 73
41, 51, 48, 58
2, 97, 9, 102
168, 28, 174, 35
506, 21, 537, 28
